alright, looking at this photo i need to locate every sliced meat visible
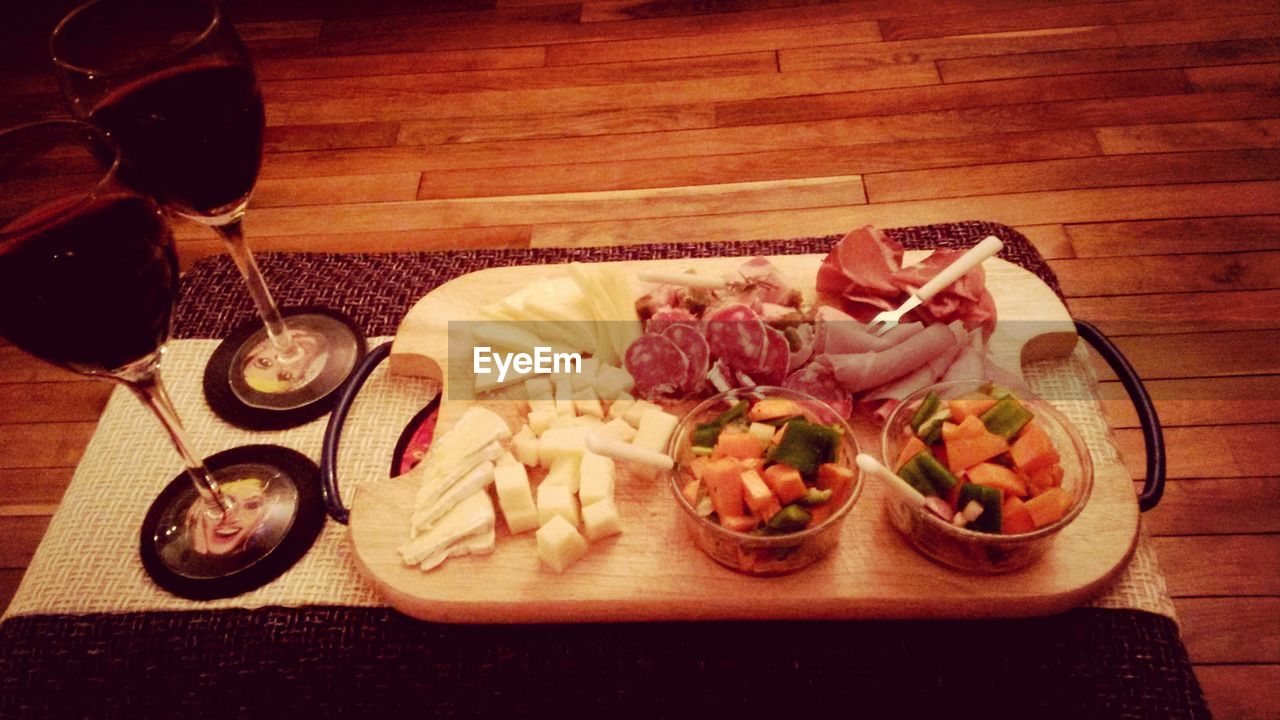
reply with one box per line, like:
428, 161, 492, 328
704, 303, 767, 373
783, 362, 852, 421
623, 333, 690, 401
862, 333, 968, 403
786, 323, 817, 374
662, 323, 710, 394
892, 248, 998, 332
730, 257, 802, 308
939, 332, 985, 385
820, 322, 960, 394
815, 305, 925, 355
754, 325, 790, 386
816, 226, 904, 312
646, 307, 699, 334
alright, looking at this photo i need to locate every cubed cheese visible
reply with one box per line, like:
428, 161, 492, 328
512, 425, 540, 467
527, 408, 558, 436
493, 463, 539, 535
606, 393, 635, 421
573, 387, 605, 419
573, 415, 604, 429
550, 414, 576, 430
581, 498, 623, 542
578, 452, 616, 507
570, 357, 600, 392
633, 407, 679, 453
553, 377, 576, 416
593, 364, 635, 401
624, 399, 661, 427
537, 427, 586, 466
496, 451, 520, 467
537, 483, 580, 528
600, 418, 637, 443
536, 515, 589, 573
543, 454, 582, 493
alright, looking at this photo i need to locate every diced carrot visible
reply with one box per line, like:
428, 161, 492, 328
817, 463, 854, 496
688, 456, 711, 480
762, 464, 808, 504
968, 462, 1028, 498
949, 396, 998, 423
701, 457, 747, 519
740, 470, 781, 520
748, 398, 803, 422
1024, 487, 1073, 528
1010, 421, 1059, 474
720, 515, 760, 532
1026, 462, 1065, 496
681, 479, 701, 506
895, 436, 928, 471
715, 431, 765, 460
944, 415, 1010, 474
940, 421, 962, 441
1001, 496, 1036, 534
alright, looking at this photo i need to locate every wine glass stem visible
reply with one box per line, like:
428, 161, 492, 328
126, 371, 232, 513
214, 217, 303, 363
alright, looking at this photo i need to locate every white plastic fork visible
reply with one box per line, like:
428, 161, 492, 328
865, 235, 1004, 336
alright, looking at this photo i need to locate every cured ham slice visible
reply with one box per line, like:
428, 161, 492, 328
816, 226, 903, 309
892, 248, 997, 332
815, 306, 925, 355
624, 333, 689, 401
862, 331, 969, 403
820, 322, 962, 394
783, 362, 852, 421
704, 303, 767, 372
940, 332, 986, 385
730, 257, 802, 308
662, 323, 710, 394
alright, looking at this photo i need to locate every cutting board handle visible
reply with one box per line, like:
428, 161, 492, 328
321, 341, 393, 524
1075, 321, 1166, 511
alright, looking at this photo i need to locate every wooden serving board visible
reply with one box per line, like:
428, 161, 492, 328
350, 253, 1138, 623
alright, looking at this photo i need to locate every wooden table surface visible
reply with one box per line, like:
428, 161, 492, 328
1, 1, 1276, 716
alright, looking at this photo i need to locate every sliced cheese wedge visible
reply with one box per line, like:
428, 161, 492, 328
399, 490, 495, 567
419, 527, 496, 572
411, 460, 496, 533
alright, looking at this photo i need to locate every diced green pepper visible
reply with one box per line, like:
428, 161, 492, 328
797, 487, 835, 506
900, 451, 959, 495
766, 504, 812, 532
766, 419, 840, 479
690, 445, 714, 456
691, 400, 751, 447
909, 391, 941, 432
980, 396, 1034, 439
915, 405, 950, 445
896, 454, 937, 497
758, 414, 802, 428
958, 483, 1002, 534
714, 400, 749, 426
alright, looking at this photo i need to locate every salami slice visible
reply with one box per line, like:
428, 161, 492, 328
704, 303, 767, 373
623, 333, 690, 401
646, 307, 699, 334
661, 323, 710, 394
754, 325, 790, 386
783, 362, 852, 421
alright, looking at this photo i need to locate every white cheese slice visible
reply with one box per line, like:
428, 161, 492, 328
537, 515, 589, 573
412, 440, 502, 513
633, 407, 679, 454
399, 490, 495, 567
581, 498, 623, 542
537, 483, 580, 528
419, 527, 496, 572
411, 460, 496, 533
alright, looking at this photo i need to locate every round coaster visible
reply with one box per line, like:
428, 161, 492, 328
139, 444, 325, 600
203, 306, 366, 430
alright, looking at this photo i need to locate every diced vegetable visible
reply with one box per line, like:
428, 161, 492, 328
741, 469, 782, 520
762, 464, 808, 504
898, 451, 960, 496
748, 398, 803, 422
957, 483, 1002, 534
714, 431, 765, 460
1010, 420, 1059, 474
681, 479, 701, 506
766, 504, 811, 532
690, 400, 750, 448
943, 415, 1010, 474
896, 456, 935, 497
948, 393, 998, 423
747, 421, 777, 446
798, 487, 834, 506
980, 396, 1035, 439
909, 391, 941, 432
1001, 496, 1036, 534
1024, 487, 1072, 528
1026, 464, 1065, 496
721, 515, 759, 533
766, 419, 840, 478
967, 462, 1028, 498
701, 457, 748, 519
895, 436, 928, 471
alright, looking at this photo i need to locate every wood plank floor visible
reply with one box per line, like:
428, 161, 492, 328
2, 1, 1277, 715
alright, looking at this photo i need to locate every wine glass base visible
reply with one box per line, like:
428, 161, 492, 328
139, 444, 325, 600
203, 306, 366, 430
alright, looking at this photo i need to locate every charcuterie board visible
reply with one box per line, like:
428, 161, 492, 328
349, 253, 1137, 623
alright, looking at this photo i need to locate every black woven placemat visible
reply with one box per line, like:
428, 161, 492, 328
0, 606, 1206, 719
172, 221, 1061, 339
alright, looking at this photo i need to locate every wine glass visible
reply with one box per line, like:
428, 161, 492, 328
0, 120, 322, 598
50, 0, 365, 430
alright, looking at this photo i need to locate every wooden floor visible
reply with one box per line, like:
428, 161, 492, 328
2, 0, 1278, 715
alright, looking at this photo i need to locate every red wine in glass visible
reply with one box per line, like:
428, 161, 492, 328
88, 61, 264, 219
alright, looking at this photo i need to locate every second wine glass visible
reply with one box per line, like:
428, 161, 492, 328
51, 0, 366, 430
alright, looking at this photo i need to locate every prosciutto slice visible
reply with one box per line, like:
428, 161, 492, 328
862, 328, 970, 403
816, 226, 903, 312
820, 322, 964, 394
892, 248, 997, 332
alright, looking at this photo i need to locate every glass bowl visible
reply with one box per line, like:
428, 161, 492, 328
667, 386, 863, 576
880, 380, 1093, 574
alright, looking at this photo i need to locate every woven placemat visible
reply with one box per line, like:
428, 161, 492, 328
3, 221, 1174, 619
